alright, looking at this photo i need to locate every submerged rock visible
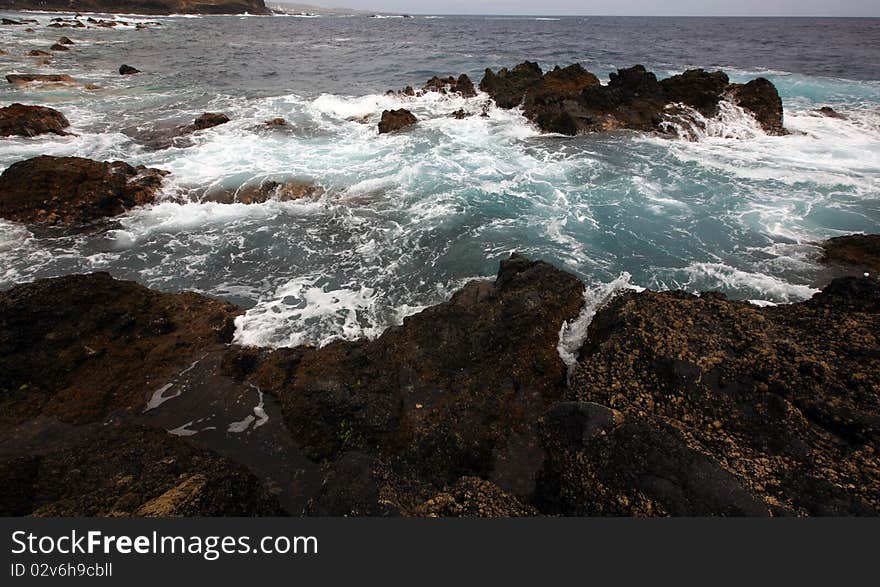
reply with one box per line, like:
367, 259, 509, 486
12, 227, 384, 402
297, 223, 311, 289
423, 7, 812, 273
57, 36, 74, 45
49, 43, 69, 51
119, 64, 140, 75
123, 112, 230, 150
0, 155, 168, 225
0, 103, 70, 137
6, 73, 76, 86
816, 105, 846, 119
203, 178, 325, 204
378, 108, 417, 133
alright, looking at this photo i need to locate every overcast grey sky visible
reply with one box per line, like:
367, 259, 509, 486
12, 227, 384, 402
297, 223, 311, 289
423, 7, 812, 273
300, 1, 880, 16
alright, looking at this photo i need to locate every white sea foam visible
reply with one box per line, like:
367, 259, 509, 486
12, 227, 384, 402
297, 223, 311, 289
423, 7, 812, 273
557, 273, 644, 367
682, 262, 819, 302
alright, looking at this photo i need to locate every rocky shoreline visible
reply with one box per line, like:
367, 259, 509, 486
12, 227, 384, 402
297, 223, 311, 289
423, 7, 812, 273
0, 0, 270, 15
1, 236, 877, 517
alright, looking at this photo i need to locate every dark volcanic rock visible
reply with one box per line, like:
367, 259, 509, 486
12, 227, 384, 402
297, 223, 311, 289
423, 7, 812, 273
0, 272, 240, 427
0, 247, 878, 517
26, 49, 51, 57
479, 61, 543, 108
119, 64, 140, 75
659, 69, 730, 116
415, 476, 540, 517
49, 43, 69, 51
0, 155, 168, 225
481, 62, 785, 137
727, 77, 786, 135
193, 112, 229, 130
0, 1, 271, 15
0, 103, 70, 137
541, 277, 880, 516
0, 425, 284, 516
820, 234, 880, 276
521, 64, 602, 135
57, 36, 74, 45
378, 108, 417, 133
422, 73, 477, 98
250, 254, 585, 494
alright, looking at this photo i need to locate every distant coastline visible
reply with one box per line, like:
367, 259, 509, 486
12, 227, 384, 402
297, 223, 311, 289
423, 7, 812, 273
0, 0, 271, 15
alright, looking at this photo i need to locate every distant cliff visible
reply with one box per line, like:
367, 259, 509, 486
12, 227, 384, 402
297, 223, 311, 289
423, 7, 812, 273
0, 0, 270, 14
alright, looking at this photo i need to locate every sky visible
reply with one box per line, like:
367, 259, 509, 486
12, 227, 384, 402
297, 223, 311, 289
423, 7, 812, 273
291, 1, 880, 16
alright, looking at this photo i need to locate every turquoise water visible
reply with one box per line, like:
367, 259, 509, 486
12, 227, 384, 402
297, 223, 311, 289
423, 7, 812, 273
1, 13, 878, 347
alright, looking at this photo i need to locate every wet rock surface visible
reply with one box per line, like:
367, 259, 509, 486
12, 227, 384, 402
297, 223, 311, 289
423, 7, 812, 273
0, 272, 240, 427
119, 64, 140, 75
0, 425, 285, 516
820, 234, 880, 276
549, 276, 879, 516
0, 251, 877, 516
6, 73, 76, 86
378, 108, 417, 133
123, 112, 230, 150
202, 178, 325, 204
0, 155, 168, 225
0, 103, 70, 137
479, 62, 786, 137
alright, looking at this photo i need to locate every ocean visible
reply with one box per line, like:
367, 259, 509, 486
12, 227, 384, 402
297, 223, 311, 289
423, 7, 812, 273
1, 12, 878, 348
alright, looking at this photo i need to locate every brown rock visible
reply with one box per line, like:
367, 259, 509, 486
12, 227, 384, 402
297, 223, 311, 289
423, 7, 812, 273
26, 49, 51, 57
0, 103, 70, 137
0, 155, 168, 225
377, 108, 417, 133
820, 234, 880, 276
49, 43, 69, 51
6, 74, 76, 86
0, 272, 241, 427
57, 36, 74, 44
727, 77, 786, 135
192, 112, 229, 130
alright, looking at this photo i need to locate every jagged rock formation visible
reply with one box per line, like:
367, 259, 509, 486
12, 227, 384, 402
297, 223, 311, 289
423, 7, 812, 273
480, 62, 785, 137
